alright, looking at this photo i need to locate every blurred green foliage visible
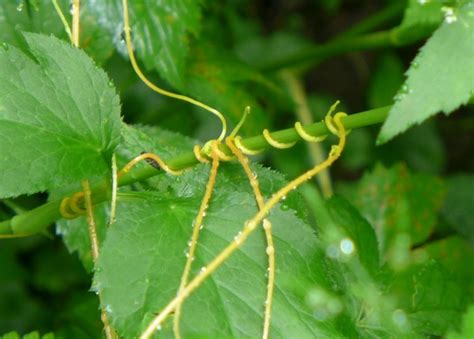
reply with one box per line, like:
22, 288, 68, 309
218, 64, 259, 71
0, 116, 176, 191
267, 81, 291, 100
1, 0, 473, 337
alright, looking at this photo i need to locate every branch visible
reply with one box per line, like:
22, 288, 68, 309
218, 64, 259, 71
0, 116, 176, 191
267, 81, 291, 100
0, 105, 390, 236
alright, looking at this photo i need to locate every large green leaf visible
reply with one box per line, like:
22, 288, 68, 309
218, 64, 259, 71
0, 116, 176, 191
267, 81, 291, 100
0, 33, 121, 197
94, 189, 339, 338
86, 0, 203, 89
378, 2, 474, 143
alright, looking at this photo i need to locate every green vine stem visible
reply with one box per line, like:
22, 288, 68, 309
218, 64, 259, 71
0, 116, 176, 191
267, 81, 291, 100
334, 1, 406, 40
0, 105, 390, 236
258, 26, 428, 72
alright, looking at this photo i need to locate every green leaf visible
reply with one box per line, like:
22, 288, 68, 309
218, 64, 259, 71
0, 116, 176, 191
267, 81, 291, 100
378, 2, 474, 144
446, 304, 474, 339
0, 33, 121, 197
325, 196, 380, 277
87, 0, 203, 89
339, 164, 445, 262
94, 191, 339, 337
441, 174, 474, 245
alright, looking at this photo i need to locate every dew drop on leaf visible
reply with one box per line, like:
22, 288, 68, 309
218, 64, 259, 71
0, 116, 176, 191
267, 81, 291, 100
16, 1, 24, 11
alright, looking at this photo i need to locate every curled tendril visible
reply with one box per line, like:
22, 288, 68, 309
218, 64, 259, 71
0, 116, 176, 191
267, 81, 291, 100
294, 121, 328, 143
59, 192, 87, 219
118, 152, 183, 177
262, 129, 297, 149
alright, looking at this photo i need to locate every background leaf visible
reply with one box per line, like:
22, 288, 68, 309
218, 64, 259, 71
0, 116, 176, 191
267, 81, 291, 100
87, 0, 203, 89
441, 174, 474, 245
339, 164, 445, 260
0, 33, 121, 197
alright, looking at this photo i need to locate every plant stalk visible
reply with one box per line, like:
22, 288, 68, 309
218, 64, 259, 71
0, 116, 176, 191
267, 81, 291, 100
0, 105, 390, 236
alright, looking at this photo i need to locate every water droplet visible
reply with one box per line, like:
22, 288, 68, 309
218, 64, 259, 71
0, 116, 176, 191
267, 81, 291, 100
280, 204, 289, 211
202, 212, 206, 217
1, 42, 8, 51
339, 237, 355, 255
188, 241, 192, 247
108, 80, 114, 88
199, 224, 204, 230
281, 195, 287, 201
245, 221, 256, 231
199, 267, 207, 274
16, 1, 24, 11
156, 324, 162, 331
418, 0, 427, 5
105, 304, 113, 314
392, 309, 409, 329
325, 244, 339, 259
252, 172, 258, 179
411, 60, 419, 69
120, 31, 126, 44
234, 232, 242, 244
442, 6, 457, 24
266, 246, 274, 255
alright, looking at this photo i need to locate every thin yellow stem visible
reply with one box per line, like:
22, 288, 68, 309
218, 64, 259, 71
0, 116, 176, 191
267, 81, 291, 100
71, 0, 80, 47
281, 71, 333, 198
226, 137, 275, 339
109, 153, 118, 226
174, 143, 220, 339
52, 0, 73, 43
81, 180, 117, 339
118, 152, 183, 177
140, 114, 347, 339
121, 0, 227, 141
82, 180, 99, 261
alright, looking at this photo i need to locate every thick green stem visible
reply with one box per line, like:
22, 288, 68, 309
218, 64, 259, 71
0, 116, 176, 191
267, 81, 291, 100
0, 106, 390, 236
258, 21, 432, 73
259, 30, 394, 71
335, 1, 406, 40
